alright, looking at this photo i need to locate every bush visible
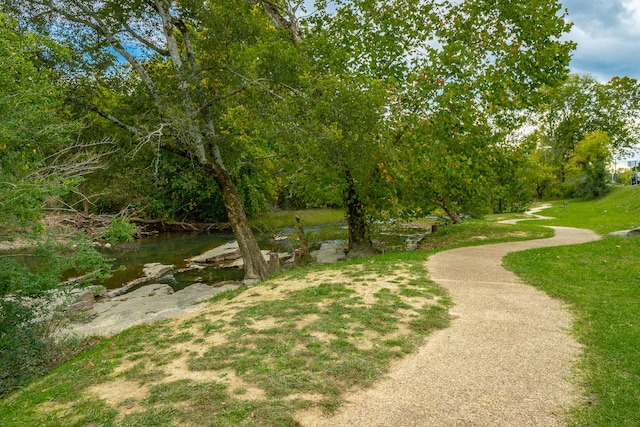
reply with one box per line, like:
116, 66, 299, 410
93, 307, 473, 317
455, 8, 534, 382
0, 236, 110, 396
101, 216, 137, 246
0, 296, 98, 396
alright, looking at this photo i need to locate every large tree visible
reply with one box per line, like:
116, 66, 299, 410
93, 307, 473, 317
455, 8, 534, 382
286, 0, 573, 247
2, 0, 309, 281
275, 0, 434, 255
391, 0, 574, 222
564, 130, 613, 198
532, 74, 640, 183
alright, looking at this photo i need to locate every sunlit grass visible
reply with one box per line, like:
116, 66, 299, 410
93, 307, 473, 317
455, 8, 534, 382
504, 186, 640, 425
6, 197, 625, 426
250, 208, 345, 229
525, 186, 640, 234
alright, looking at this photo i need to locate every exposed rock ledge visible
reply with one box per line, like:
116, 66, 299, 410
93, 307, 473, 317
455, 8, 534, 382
64, 281, 241, 337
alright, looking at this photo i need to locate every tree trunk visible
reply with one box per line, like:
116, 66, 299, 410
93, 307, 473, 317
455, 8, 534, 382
294, 215, 312, 265
439, 196, 462, 224
210, 162, 270, 282
344, 169, 376, 257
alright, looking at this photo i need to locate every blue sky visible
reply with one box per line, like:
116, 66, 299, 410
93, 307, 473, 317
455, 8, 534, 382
562, 0, 640, 81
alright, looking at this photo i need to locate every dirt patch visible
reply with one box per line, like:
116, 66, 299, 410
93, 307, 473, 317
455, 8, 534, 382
86, 379, 150, 416
77, 264, 442, 421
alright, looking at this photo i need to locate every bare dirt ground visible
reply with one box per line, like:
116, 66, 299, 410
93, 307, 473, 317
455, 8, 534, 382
296, 214, 600, 426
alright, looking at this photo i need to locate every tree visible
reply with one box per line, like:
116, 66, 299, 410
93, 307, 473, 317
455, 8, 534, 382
271, 0, 435, 255
391, 0, 574, 222
531, 74, 640, 188
284, 75, 395, 255
0, 14, 111, 395
2, 0, 311, 281
564, 131, 612, 198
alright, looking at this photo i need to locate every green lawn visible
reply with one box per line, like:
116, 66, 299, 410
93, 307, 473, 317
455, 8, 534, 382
0, 215, 551, 426
504, 186, 640, 426
526, 185, 640, 234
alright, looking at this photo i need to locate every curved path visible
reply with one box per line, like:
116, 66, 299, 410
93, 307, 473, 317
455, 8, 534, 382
299, 212, 600, 426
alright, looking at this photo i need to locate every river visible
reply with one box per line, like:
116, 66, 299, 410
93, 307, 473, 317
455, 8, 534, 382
4, 221, 426, 292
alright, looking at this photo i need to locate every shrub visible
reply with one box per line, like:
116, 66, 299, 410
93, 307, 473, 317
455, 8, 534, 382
101, 215, 137, 246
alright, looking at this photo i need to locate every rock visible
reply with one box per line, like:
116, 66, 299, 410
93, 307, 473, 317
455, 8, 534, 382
609, 230, 632, 236
188, 241, 241, 264
89, 285, 108, 298
188, 241, 292, 270
110, 283, 174, 302
142, 262, 174, 279
65, 282, 241, 337
66, 290, 95, 315
218, 250, 273, 268
312, 243, 347, 264
609, 227, 640, 236
107, 263, 175, 298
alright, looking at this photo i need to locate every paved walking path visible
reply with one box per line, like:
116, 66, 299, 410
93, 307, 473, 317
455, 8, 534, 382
299, 207, 600, 426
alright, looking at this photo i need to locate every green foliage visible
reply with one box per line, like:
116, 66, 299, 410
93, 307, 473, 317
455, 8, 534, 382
564, 131, 613, 198
0, 13, 79, 234
528, 74, 640, 199
0, 15, 112, 396
0, 236, 110, 396
391, 0, 573, 221
100, 216, 137, 246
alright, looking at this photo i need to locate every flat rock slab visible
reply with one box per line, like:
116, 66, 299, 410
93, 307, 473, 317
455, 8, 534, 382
142, 262, 174, 278
107, 263, 175, 298
66, 282, 240, 337
188, 241, 291, 269
311, 243, 346, 264
189, 241, 240, 264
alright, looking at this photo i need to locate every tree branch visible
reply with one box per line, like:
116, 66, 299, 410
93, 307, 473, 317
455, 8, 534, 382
121, 19, 169, 56
69, 94, 140, 135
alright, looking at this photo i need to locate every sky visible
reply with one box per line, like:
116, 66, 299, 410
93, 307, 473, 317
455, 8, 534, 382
560, 1, 640, 163
562, 0, 640, 81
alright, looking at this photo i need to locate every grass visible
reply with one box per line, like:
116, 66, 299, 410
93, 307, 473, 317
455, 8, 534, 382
4, 188, 637, 426
418, 218, 553, 250
525, 185, 640, 234
0, 212, 552, 426
503, 185, 640, 426
250, 208, 345, 229
0, 254, 453, 426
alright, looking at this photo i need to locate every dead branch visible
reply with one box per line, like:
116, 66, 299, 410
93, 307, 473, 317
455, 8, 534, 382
129, 217, 231, 232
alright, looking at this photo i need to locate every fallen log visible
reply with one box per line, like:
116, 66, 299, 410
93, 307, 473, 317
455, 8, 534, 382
129, 217, 231, 233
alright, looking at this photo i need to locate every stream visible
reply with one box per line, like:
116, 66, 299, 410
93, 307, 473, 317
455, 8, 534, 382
6, 221, 426, 292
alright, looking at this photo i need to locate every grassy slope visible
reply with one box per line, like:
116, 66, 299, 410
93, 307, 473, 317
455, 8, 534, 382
504, 186, 640, 426
525, 186, 640, 234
